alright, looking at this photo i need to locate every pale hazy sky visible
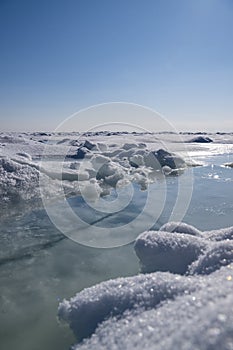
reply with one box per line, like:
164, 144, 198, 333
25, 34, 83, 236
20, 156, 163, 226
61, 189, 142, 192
1, 0, 233, 132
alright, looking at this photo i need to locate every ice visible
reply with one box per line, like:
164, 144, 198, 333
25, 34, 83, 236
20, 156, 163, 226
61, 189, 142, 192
59, 223, 233, 349
0, 131, 233, 350
79, 179, 102, 202
225, 163, 233, 168
0, 157, 40, 204
0, 131, 190, 211
188, 136, 213, 143
144, 149, 186, 170
70, 147, 91, 159
82, 140, 96, 150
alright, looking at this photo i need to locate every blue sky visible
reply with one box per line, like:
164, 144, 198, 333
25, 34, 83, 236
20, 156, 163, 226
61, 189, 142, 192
1, 0, 233, 131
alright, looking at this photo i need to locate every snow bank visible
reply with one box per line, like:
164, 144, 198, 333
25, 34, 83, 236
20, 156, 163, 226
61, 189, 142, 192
59, 223, 233, 350
134, 231, 207, 274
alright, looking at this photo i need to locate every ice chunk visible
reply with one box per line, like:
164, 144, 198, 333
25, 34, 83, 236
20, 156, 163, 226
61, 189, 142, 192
90, 155, 110, 170
122, 143, 138, 150
70, 147, 90, 159
80, 180, 102, 202
189, 136, 213, 143
69, 162, 80, 170
143, 149, 186, 170
82, 140, 96, 150
96, 142, 108, 152
225, 163, 233, 168
156, 149, 186, 169
98, 164, 124, 187
129, 154, 145, 167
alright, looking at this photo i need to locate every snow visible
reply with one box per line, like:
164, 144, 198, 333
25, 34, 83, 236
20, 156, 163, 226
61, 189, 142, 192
134, 230, 207, 274
159, 221, 202, 236
0, 132, 192, 211
58, 223, 233, 350
0, 157, 40, 204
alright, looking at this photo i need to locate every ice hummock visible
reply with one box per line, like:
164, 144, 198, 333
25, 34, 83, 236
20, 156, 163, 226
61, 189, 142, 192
58, 223, 233, 350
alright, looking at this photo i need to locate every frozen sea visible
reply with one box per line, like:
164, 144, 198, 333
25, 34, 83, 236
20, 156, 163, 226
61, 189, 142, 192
0, 131, 233, 350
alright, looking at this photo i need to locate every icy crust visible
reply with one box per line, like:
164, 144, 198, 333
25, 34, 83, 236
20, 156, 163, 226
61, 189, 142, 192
58, 224, 233, 350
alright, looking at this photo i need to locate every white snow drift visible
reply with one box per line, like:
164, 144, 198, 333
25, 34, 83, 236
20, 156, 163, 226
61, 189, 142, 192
58, 223, 233, 350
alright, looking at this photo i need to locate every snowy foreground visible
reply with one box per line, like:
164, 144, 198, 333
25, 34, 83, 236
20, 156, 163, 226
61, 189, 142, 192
59, 223, 233, 350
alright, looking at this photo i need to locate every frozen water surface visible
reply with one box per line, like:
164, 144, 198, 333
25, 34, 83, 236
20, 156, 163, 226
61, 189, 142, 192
0, 132, 233, 349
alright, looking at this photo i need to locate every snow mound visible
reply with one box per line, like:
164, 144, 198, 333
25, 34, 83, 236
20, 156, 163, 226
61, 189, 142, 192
134, 231, 207, 274
135, 224, 233, 275
59, 223, 233, 350
58, 272, 196, 341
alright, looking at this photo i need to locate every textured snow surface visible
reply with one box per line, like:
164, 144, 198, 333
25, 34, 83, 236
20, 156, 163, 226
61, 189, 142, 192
59, 224, 233, 350
0, 132, 189, 209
